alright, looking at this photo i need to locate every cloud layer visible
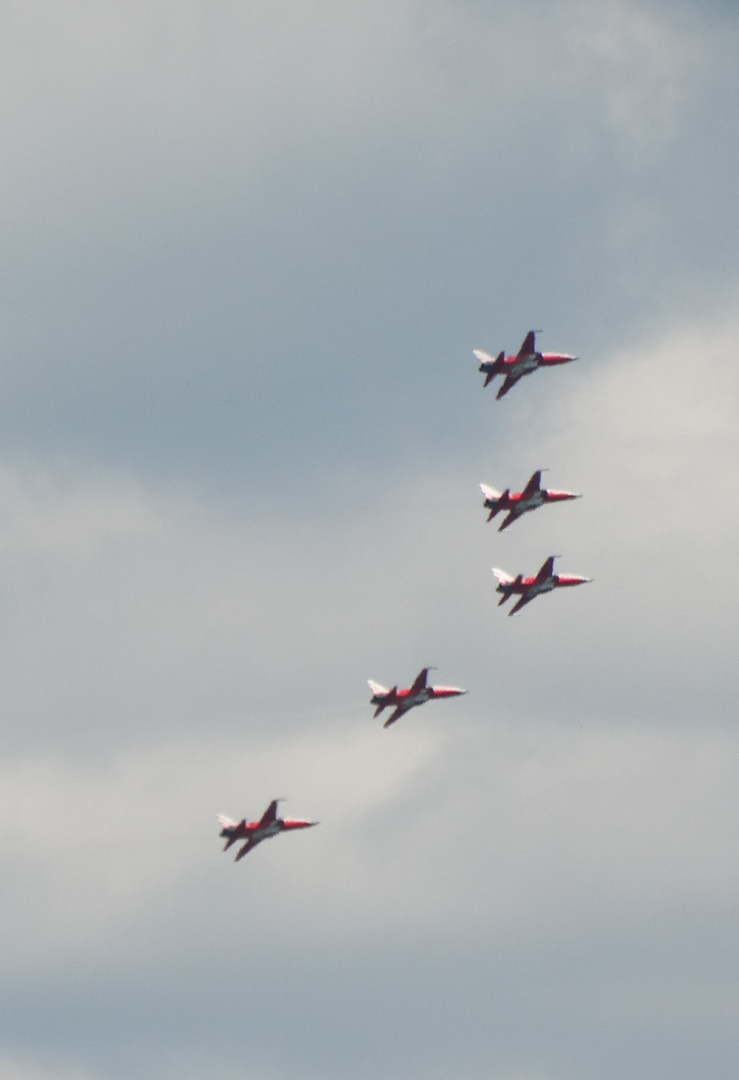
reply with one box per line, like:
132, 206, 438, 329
1, 1, 739, 1078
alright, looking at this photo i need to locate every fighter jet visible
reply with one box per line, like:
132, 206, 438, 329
474, 330, 577, 399
368, 667, 467, 728
480, 470, 581, 531
492, 556, 591, 615
217, 799, 318, 862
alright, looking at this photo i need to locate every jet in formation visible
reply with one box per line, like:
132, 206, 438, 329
218, 799, 318, 861
480, 469, 581, 531
368, 667, 467, 728
492, 555, 591, 615
474, 330, 577, 399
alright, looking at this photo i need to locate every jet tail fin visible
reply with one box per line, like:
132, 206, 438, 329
367, 679, 389, 696
493, 567, 515, 605
373, 684, 397, 716
218, 814, 241, 851
475, 350, 504, 388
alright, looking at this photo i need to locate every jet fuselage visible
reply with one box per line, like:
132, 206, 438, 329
492, 558, 591, 615
481, 478, 581, 530
474, 332, 578, 398
218, 802, 317, 861
368, 670, 467, 726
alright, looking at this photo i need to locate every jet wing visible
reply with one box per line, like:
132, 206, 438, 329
495, 372, 523, 399
234, 836, 262, 861
508, 592, 536, 615
498, 508, 522, 532
383, 703, 411, 728
408, 667, 431, 696
258, 800, 279, 828
535, 556, 556, 583
517, 330, 536, 356
521, 470, 542, 498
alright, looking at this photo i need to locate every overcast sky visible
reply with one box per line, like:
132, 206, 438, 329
1, 2, 739, 1078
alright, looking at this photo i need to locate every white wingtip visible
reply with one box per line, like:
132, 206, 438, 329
491, 567, 514, 584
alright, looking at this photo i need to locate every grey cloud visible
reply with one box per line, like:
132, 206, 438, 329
3, 717, 739, 1078
0, 292, 738, 766
1, 3, 739, 1079
0, 1, 734, 492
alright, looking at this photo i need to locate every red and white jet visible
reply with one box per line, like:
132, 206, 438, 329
492, 556, 591, 615
217, 799, 318, 862
368, 667, 467, 728
474, 330, 577, 399
480, 470, 581, 531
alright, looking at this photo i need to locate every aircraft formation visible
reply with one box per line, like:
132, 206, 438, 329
220, 330, 589, 860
